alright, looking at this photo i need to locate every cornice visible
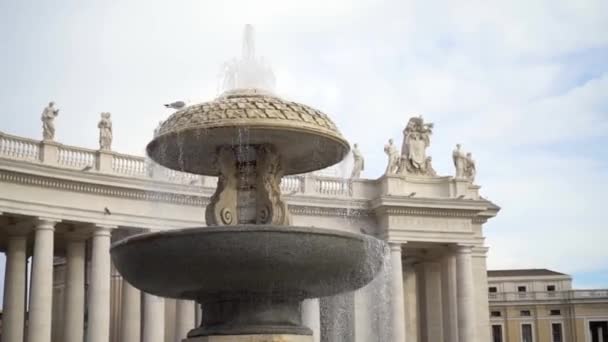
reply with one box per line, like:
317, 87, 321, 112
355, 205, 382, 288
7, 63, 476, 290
289, 205, 372, 217
0, 168, 208, 207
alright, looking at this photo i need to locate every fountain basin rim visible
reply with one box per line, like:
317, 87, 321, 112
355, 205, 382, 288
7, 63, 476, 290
111, 225, 371, 250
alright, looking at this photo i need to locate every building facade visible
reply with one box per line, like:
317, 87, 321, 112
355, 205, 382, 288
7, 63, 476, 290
488, 269, 608, 342
0, 117, 498, 342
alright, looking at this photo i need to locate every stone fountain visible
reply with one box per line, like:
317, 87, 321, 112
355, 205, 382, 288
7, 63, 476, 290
110, 25, 385, 342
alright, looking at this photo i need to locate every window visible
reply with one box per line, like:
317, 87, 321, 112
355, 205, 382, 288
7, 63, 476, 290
491, 311, 502, 317
551, 323, 563, 342
518, 286, 527, 292
547, 285, 556, 291
550, 309, 561, 316
521, 323, 533, 342
520, 310, 531, 317
489, 286, 498, 293
492, 325, 503, 342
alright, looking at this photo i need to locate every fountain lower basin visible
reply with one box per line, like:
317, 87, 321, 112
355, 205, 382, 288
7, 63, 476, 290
111, 225, 385, 336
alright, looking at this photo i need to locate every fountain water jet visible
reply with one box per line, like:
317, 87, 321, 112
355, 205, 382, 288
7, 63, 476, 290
111, 26, 385, 342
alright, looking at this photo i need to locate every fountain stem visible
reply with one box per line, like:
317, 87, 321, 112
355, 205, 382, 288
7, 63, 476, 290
206, 145, 290, 226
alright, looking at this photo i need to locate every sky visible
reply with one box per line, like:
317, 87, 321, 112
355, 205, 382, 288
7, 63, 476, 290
0, 0, 607, 289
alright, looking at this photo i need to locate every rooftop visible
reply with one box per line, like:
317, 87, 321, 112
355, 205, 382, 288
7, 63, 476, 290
488, 269, 569, 278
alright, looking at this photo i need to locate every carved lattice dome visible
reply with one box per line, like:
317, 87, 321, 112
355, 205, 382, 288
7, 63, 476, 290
147, 89, 349, 176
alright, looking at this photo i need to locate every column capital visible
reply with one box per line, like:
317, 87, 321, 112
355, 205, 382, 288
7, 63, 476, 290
455, 244, 473, 254
34, 217, 59, 230
389, 242, 406, 252
92, 225, 114, 237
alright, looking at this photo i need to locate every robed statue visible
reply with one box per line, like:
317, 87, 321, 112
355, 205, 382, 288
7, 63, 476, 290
350, 143, 364, 179
98, 112, 113, 151
398, 116, 436, 176
41, 101, 59, 141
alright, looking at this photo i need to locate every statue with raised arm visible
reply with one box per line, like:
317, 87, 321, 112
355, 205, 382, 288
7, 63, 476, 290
384, 139, 400, 175
350, 143, 364, 179
465, 152, 476, 182
41, 101, 59, 141
452, 144, 467, 179
98, 112, 113, 151
398, 116, 434, 176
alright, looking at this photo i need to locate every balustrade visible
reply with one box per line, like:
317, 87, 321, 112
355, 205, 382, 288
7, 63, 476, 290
281, 175, 303, 194
0, 133, 40, 161
112, 155, 147, 177
0, 132, 361, 198
58, 146, 96, 169
315, 177, 351, 196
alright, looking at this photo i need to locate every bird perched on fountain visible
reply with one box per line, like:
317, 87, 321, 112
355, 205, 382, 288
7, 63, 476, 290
164, 101, 186, 110
104, 207, 111, 215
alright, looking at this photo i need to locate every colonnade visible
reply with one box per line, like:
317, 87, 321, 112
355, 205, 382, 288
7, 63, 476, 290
1, 219, 480, 342
388, 243, 478, 342
0, 218, 197, 342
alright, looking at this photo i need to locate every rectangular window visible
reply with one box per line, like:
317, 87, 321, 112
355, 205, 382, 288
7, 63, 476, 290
489, 286, 498, 293
521, 323, 533, 342
551, 323, 563, 342
491, 311, 502, 317
550, 309, 561, 316
492, 325, 503, 342
518, 286, 527, 292
547, 285, 556, 291
521, 310, 531, 317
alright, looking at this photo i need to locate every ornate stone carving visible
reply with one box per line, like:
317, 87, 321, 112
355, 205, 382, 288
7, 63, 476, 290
384, 139, 400, 175
350, 143, 364, 179
156, 94, 339, 137
205, 147, 238, 226
98, 112, 113, 151
398, 116, 435, 176
41, 102, 59, 141
256, 145, 290, 225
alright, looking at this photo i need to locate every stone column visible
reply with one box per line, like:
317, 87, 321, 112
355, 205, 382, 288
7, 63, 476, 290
63, 235, 86, 342
175, 299, 195, 341
302, 298, 321, 342
143, 293, 165, 342
86, 226, 113, 342
403, 263, 419, 342
421, 261, 443, 342
120, 281, 141, 342
441, 253, 458, 342
2, 233, 27, 342
27, 218, 56, 342
389, 243, 406, 342
456, 245, 476, 342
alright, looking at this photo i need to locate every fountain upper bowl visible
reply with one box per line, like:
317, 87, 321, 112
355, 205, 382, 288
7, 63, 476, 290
147, 89, 349, 176
110, 225, 385, 301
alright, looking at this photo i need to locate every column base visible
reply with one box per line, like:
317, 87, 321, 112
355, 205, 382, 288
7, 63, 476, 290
184, 334, 313, 342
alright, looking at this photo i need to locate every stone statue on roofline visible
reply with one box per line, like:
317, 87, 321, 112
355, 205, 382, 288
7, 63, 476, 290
350, 143, 364, 179
453, 144, 466, 179
384, 139, 400, 175
41, 101, 59, 141
452, 144, 476, 182
397, 116, 436, 176
98, 112, 113, 151
465, 152, 476, 182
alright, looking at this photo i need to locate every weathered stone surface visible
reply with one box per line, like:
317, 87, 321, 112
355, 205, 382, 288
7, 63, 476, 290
147, 89, 349, 176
